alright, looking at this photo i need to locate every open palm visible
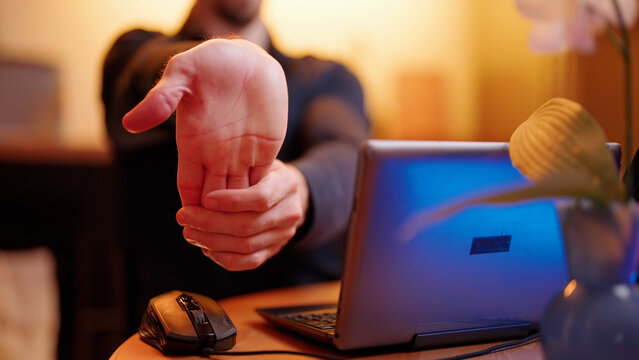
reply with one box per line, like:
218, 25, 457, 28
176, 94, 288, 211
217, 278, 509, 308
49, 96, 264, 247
122, 38, 288, 206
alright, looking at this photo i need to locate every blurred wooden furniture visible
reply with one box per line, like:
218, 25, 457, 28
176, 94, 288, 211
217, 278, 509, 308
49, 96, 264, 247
110, 281, 543, 360
0, 248, 58, 360
0, 143, 124, 360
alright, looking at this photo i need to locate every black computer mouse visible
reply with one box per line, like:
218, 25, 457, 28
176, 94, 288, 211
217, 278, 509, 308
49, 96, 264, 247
138, 290, 237, 355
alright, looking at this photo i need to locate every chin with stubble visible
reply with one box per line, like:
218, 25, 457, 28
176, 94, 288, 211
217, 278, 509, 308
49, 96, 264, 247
211, 0, 263, 26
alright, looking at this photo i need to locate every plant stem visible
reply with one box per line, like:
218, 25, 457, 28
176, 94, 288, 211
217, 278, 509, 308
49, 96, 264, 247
611, 0, 633, 194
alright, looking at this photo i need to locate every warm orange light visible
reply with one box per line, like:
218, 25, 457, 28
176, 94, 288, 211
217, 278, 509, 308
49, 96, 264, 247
0, 0, 562, 148
563, 279, 577, 298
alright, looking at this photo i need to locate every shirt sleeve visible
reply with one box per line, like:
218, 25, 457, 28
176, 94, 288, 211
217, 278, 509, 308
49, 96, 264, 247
102, 29, 198, 152
290, 63, 371, 249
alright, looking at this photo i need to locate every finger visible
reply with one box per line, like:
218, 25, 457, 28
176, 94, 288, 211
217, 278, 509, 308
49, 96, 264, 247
226, 139, 253, 189
122, 61, 190, 133
249, 164, 271, 186
201, 170, 227, 204
183, 226, 295, 254
203, 171, 294, 212
202, 245, 281, 271
200, 248, 225, 268
227, 174, 249, 190
177, 156, 204, 206
177, 206, 265, 235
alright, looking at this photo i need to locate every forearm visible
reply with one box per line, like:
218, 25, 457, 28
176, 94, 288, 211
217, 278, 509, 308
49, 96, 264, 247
286, 74, 370, 249
291, 140, 362, 249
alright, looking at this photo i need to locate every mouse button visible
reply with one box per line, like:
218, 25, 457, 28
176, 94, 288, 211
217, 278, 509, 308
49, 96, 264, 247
150, 292, 198, 341
194, 294, 237, 340
209, 331, 237, 351
138, 306, 166, 350
139, 308, 201, 355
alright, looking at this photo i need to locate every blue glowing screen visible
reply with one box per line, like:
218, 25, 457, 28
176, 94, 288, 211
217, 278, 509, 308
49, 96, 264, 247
351, 151, 569, 324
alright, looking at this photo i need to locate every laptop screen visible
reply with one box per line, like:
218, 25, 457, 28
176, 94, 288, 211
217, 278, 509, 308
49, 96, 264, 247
375, 152, 565, 282
336, 140, 568, 349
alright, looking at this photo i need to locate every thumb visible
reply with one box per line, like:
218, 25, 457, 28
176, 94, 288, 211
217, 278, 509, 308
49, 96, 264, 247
122, 71, 189, 133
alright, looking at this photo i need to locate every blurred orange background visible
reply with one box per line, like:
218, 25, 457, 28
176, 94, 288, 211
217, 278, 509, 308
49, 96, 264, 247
2, 2, 639, 359
0, 0, 637, 158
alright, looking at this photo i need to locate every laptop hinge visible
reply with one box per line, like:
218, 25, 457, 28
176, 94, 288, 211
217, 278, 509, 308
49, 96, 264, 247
411, 321, 531, 349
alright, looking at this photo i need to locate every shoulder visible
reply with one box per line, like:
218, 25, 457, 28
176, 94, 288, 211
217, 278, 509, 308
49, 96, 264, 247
293, 55, 365, 108
281, 53, 356, 84
109, 29, 163, 51
102, 29, 165, 101
275, 51, 363, 99
103, 29, 166, 69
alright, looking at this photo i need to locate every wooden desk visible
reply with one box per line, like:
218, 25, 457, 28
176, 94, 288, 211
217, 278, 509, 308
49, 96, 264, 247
110, 282, 543, 359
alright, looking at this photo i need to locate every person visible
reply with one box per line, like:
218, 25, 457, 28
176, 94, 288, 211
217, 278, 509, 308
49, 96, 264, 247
102, 0, 370, 333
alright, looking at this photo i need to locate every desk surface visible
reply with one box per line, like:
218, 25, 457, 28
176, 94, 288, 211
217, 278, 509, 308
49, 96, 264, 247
110, 281, 543, 360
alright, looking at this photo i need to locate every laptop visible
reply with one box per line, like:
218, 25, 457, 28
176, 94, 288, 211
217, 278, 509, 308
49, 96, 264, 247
258, 140, 617, 351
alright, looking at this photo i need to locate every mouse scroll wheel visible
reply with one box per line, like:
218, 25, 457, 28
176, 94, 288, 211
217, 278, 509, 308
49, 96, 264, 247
178, 294, 213, 329
177, 294, 199, 309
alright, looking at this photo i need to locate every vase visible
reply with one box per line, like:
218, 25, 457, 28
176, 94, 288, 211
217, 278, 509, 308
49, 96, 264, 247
541, 200, 639, 360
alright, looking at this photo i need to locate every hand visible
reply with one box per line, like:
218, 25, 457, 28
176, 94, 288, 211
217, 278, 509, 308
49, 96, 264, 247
122, 38, 288, 206
175, 160, 310, 271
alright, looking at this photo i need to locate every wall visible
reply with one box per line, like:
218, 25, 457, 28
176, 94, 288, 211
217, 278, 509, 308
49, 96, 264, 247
0, 0, 562, 151
263, 0, 478, 140
470, 1, 568, 141
0, 0, 191, 149
570, 25, 639, 160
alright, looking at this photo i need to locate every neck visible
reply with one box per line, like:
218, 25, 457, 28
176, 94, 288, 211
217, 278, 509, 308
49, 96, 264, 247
178, 2, 269, 49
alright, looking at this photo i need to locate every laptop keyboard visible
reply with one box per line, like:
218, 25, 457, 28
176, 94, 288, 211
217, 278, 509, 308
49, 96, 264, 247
283, 311, 337, 331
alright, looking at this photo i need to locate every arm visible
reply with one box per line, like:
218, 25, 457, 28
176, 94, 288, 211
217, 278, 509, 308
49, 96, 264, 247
104, 33, 293, 272
180, 63, 370, 270
116, 38, 368, 271
291, 63, 370, 249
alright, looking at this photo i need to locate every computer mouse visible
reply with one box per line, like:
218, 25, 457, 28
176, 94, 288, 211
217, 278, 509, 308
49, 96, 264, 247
138, 290, 237, 355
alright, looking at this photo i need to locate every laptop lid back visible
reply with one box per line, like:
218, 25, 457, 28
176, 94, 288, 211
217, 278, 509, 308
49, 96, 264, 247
334, 140, 569, 350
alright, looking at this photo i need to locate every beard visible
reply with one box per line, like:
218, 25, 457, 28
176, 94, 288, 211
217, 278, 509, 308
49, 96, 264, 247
213, 0, 262, 26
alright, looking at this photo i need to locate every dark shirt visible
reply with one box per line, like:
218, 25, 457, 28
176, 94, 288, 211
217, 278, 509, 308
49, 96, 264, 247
102, 29, 369, 331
